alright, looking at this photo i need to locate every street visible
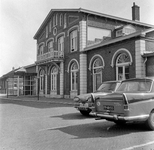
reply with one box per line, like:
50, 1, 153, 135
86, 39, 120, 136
0, 98, 154, 150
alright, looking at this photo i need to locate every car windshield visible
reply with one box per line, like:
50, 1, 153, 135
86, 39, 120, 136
116, 80, 152, 92
96, 83, 117, 92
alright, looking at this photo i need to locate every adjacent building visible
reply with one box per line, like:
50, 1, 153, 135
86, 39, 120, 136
0, 64, 37, 96
33, 3, 154, 99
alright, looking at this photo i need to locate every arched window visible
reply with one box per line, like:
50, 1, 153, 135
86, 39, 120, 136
38, 44, 44, 55
40, 70, 45, 91
116, 53, 130, 80
92, 58, 103, 91
53, 15, 55, 27
51, 66, 58, 91
64, 13, 66, 28
71, 62, 78, 91
47, 41, 53, 52
56, 14, 58, 26
58, 36, 64, 52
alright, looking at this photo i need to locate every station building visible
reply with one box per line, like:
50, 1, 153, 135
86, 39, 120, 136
33, 3, 154, 99
0, 3, 154, 98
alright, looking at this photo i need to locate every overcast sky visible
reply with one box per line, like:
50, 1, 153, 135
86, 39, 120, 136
0, 0, 154, 77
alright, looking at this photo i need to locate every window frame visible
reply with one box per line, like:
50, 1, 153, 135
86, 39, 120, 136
116, 53, 130, 80
50, 66, 58, 91
70, 62, 78, 91
70, 30, 77, 52
92, 58, 103, 92
57, 36, 64, 52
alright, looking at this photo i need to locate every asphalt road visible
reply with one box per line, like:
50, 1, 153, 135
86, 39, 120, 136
0, 98, 154, 150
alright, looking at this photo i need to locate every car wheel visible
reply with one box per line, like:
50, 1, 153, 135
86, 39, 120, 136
114, 120, 126, 125
80, 110, 91, 116
146, 110, 154, 130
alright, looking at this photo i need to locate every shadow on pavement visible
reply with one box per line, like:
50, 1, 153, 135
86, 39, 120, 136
51, 112, 94, 120
49, 121, 150, 139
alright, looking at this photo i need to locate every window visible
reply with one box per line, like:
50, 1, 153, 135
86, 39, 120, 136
53, 15, 55, 27
87, 27, 111, 46
38, 45, 43, 55
46, 26, 48, 38
117, 80, 152, 92
116, 53, 130, 80
58, 36, 64, 52
56, 14, 58, 26
92, 58, 103, 92
64, 13, 66, 28
47, 41, 53, 52
70, 30, 77, 52
60, 14, 63, 26
71, 62, 78, 91
40, 70, 45, 91
49, 20, 52, 32
51, 66, 58, 91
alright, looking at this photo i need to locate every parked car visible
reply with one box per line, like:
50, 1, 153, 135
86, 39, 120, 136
74, 80, 121, 116
93, 77, 154, 130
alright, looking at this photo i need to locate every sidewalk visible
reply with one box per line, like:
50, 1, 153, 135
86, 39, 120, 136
0, 94, 74, 105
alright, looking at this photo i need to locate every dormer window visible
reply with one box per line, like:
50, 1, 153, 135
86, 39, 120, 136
116, 25, 136, 37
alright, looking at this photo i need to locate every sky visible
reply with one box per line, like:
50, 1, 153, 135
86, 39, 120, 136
0, 0, 154, 77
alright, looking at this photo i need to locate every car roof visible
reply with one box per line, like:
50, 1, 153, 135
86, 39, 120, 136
121, 77, 154, 82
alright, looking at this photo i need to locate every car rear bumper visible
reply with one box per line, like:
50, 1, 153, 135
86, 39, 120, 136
94, 113, 149, 121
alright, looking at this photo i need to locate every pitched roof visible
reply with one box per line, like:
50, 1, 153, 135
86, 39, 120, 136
33, 8, 154, 39
84, 28, 154, 51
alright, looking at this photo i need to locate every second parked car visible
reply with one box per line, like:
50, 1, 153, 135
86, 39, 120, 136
74, 80, 121, 116
93, 77, 154, 130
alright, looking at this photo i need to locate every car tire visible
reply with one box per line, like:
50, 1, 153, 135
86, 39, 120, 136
146, 110, 154, 130
80, 110, 91, 116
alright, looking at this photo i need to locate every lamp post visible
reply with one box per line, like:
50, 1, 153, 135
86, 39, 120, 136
37, 76, 40, 100
6, 79, 8, 98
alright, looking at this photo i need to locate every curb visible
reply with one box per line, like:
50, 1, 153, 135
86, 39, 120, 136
0, 97, 74, 106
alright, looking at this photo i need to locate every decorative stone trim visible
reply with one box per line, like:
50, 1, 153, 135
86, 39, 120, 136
111, 48, 133, 67
89, 54, 105, 71
55, 32, 65, 42
46, 38, 54, 46
80, 54, 87, 94
60, 62, 64, 96
67, 25, 79, 36
135, 40, 146, 77
67, 59, 79, 73
79, 21, 87, 52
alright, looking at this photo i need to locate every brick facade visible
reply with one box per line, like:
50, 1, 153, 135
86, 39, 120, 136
33, 8, 154, 98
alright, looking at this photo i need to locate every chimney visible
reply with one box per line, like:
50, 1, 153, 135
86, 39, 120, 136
132, 2, 140, 21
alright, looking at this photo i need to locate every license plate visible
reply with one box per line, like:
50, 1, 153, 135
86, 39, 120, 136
103, 105, 114, 111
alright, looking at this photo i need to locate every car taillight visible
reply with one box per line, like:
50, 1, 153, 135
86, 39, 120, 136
123, 94, 129, 110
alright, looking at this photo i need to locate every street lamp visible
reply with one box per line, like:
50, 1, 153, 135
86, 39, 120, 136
37, 76, 40, 100
6, 79, 8, 98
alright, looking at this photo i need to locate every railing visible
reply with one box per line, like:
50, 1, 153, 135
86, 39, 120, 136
37, 50, 64, 61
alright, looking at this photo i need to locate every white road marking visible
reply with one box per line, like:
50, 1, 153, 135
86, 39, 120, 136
121, 141, 154, 150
